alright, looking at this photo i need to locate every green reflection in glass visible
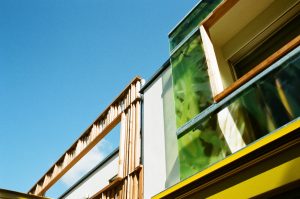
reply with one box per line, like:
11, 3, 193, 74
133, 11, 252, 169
169, 0, 222, 51
231, 53, 300, 142
171, 31, 213, 128
177, 47, 300, 180
178, 116, 230, 180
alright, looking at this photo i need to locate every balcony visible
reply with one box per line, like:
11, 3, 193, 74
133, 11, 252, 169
154, 40, 300, 199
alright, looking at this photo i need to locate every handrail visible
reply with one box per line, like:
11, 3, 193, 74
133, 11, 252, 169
214, 35, 300, 102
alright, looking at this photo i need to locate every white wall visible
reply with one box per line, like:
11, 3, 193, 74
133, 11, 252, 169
61, 153, 119, 199
143, 74, 167, 199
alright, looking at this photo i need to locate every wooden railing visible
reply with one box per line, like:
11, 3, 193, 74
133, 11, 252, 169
28, 77, 143, 197
213, 35, 300, 102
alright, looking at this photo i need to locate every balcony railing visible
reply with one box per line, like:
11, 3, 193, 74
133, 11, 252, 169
176, 44, 300, 180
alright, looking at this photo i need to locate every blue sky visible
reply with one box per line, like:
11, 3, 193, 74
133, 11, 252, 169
0, 0, 198, 197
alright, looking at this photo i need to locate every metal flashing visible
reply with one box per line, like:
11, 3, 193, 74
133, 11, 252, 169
139, 59, 170, 94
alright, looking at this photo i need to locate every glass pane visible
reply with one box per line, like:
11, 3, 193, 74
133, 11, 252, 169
178, 116, 230, 180
177, 46, 300, 181
234, 14, 300, 78
161, 65, 180, 187
169, 0, 222, 51
171, 31, 213, 129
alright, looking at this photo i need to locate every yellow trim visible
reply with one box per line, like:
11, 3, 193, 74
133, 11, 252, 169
152, 118, 300, 199
208, 157, 300, 199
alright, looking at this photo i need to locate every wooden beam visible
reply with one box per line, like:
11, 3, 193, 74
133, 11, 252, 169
30, 113, 122, 196
214, 34, 300, 102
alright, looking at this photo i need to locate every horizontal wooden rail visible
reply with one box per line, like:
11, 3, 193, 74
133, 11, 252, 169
91, 177, 123, 199
214, 34, 300, 102
28, 77, 142, 196
90, 165, 143, 199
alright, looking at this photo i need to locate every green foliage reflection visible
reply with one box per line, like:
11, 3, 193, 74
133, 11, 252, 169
178, 116, 230, 179
171, 32, 213, 128
176, 46, 300, 180
171, 32, 220, 180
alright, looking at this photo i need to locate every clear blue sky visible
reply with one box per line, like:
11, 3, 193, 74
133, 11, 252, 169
0, 0, 198, 197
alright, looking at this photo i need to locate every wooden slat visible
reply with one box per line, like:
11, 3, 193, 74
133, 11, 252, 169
138, 166, 144, 199
91, 82, 142, 199
124, 110, 130, 176
214, 34, 300, 102
135, 101, 141, 168
28, 77, 142, 196
90, 177, 123, 199
91, 165, 142, 199
33, 114, 121, 195
118, 112, 126, 178
118, 183, 123, 199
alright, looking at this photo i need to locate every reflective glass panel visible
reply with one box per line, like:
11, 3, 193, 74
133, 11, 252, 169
177, 46, 300, 180
169, 0, 222, 51
171, 31, 213, 129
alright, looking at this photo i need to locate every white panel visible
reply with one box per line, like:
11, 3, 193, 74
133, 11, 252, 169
143, 76, 167, 199
61, 153, 119, 199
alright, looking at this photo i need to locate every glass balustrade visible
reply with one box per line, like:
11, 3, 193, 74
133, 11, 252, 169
169, 0, 222, 51
176, 45, 300, 180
